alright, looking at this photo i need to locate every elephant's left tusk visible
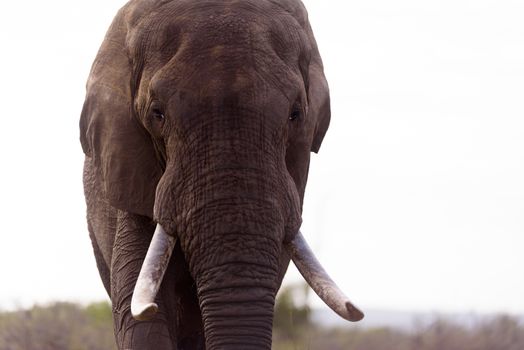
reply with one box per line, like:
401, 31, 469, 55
131, 224, 177, 321
286, 231, 364, 322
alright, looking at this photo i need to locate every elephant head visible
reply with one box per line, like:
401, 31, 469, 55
80, 0, 362, 348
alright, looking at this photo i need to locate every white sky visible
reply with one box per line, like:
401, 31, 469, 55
0, 0, 523, 315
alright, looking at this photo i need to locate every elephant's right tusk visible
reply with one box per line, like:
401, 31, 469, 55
286, 231, 364, 322
131, 224, 177, 321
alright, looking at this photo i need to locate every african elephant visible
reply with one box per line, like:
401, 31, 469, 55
80, 0, 363, 349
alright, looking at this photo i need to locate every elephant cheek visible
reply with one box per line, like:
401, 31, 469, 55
152, 169, 181, 237
283, 172, 303, 243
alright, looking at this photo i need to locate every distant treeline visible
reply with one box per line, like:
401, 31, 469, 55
273, 285, 524, 350
0, 298, 523, 350
0, 302, 116, 350
274, 315, 524, 350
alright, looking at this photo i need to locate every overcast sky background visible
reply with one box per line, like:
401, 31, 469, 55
0, 0, 523, 315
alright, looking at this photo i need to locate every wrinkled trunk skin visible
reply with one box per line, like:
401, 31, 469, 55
190, 201, 282, 349
200, 286, 275, 349
179, 178, 285, 350
192, 202, 282, 349
155, 112, 298, 349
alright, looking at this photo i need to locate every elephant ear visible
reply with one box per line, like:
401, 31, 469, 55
303, 15, 331, 153
276, 0, 331, 153
308, 58, 331, 153
80, 11, 162, 217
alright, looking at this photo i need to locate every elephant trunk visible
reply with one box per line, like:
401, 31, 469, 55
186, 202, 284, 349
197, 266, 276, 349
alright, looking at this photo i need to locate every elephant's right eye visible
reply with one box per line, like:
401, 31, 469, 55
149, 101, 166, 138
149, 99, 165, 120
152, 108, 165, 121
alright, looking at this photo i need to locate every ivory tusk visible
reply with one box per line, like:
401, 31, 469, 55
286, 231, 364, 322
131, 224, 177, 321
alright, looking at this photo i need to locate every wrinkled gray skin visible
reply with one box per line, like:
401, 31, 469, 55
80, 0, 331, 349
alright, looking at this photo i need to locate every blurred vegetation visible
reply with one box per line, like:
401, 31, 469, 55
272, 285, 524, 350
272, 316, 524, 350
0, 302, 116, 350
273, 283, 311, 341
1, 290, 523, 350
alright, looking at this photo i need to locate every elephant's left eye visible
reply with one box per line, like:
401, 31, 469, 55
289, 109, 300, 121
289, 102, 302, 122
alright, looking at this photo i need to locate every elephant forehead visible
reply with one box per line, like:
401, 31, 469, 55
126, 0, 308, 65
126, 0, 310, 114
